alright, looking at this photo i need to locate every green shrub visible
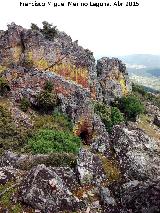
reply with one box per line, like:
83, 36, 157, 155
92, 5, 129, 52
94, 102, 124, 133
116, 95, 144, 121
132, 83, 147, 97
31, 23, 40, 31
52, 111, 73, 131
0, 77, 10, 96
44, 80, 53, 92
30, 21, 57, 41
111, 107, 125, 126
41, 21, 57, 41
36, 90, 58, 112
20, 97, 31, 112
94, 102, 112, 132
26, 129, 81, 154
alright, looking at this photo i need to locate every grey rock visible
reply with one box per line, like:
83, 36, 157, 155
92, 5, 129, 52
91, 114, 112, 157
76, 148, 106, 186
100, 187, 116, 206
0, 151, 76, 170
97, 57, 131, 103
0, 167, 16, 185
154, 115, 160, 127
19, 164, 85, 213
119, 180, 160, 213
111, 125, 160, 181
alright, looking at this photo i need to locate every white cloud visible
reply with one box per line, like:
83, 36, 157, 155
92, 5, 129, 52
0, 0, 160, 57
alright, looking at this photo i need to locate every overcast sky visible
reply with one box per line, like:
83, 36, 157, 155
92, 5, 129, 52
0, 0, 160, 58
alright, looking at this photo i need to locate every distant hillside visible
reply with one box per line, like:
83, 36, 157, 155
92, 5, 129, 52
119, 54, 160, 91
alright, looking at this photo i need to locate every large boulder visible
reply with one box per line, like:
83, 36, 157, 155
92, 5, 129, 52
19, 164, 85, 212
100, 180, 160, 213
111, 125, 160, 181
76, 149, 107, 186
119, 180, 160, 213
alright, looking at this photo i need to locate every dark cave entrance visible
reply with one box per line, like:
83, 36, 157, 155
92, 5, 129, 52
79, 130, 90, 145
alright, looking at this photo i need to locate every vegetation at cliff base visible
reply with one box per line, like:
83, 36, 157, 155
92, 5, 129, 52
25, 129, 81, 154
115, 95, 144, 121
0, 77, 10, 96
94, 102, 124, 133
20, 97, 31, 112
35, 81, 59, 112
0, 102, 29, 152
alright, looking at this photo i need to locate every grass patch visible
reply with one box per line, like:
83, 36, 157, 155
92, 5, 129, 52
33, 111, 73, 133
99, 155, 121, 183
138, 114, 160, 141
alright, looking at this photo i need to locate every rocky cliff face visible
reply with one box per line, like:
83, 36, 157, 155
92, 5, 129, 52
0, 23, 159, 213
97, 57, 131, 103
0, 23, 130, 144
0, 23, 130, 102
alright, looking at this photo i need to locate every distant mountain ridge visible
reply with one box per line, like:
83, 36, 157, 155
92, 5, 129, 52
119, 54, 160, 91
120, 54, 160, 68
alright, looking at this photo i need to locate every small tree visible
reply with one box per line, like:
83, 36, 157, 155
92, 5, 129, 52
94, 102, 124, 133
30, 21, 57, 41
41, 21, 57, 41
111, 107, 124, 126
44, 80, 53, 92
117, 95, 144, 121
20, 97, 31, 112
31, 23, 40, 31
0, 77, 10, 96
36, 91, 58, 112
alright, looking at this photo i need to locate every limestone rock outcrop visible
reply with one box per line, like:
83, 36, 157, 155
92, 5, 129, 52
19, 164, 85, 213
97, 57, 131, 103
1, 23, 159, 213
0, 23, 132, 147
111, 125, 160, 181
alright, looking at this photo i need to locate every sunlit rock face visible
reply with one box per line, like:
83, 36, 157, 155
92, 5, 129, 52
97, 57, 131, 103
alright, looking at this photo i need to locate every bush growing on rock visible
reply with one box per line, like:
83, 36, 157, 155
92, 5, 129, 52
35, 80, 59, 112
20, 97, 31, 112
0, 77, 10, 96
31, 21, 57, 41
94, 102, 124, 133
44, 80, 54, 92
36, 90, 59, 112
111, 107, 125, 126
26, 129, 81, 154
31, 23, 40, 31
42, 21, 57, 41
116, 95, 144, 121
